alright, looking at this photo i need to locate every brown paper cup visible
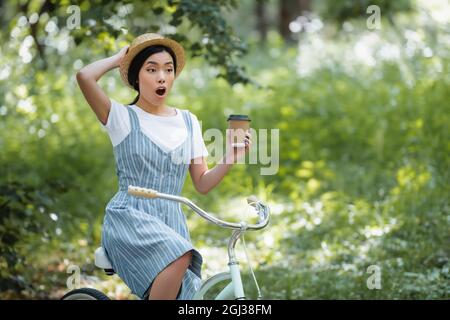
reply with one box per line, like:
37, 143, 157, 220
227, 115, 251, 148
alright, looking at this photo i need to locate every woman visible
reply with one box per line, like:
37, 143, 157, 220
76, 33, 252, 300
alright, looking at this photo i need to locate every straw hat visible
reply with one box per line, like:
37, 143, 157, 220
119, 33, 185, 88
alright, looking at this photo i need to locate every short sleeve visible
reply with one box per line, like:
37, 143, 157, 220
101, 99, 131, 147
189, 112, 209, 160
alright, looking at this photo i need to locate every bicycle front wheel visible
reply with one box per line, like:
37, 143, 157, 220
61, 288, 110, 300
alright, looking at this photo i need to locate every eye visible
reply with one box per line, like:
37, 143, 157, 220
167, 68, 173, 73
147, 68, 156, 73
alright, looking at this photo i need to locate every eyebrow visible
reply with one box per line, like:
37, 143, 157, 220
146, 61, 174, 66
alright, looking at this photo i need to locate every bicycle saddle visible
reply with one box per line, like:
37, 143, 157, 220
94, 247, 115, 275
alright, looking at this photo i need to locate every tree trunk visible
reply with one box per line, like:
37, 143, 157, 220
278, 0, 311, 42
255, 0, 268, 44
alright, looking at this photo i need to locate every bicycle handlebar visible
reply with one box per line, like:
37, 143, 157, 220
127, 185, 270, 231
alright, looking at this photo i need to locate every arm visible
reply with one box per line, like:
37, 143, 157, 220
189, 130, 252, 195
75, 46, 128, 125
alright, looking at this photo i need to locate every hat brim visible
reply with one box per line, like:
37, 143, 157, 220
119, 35, 185, 89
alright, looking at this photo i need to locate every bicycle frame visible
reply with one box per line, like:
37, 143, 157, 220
127, 185, 270, 300
193, 229, 246, 300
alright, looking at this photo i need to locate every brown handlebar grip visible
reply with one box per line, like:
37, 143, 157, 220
128, 185, 159, 199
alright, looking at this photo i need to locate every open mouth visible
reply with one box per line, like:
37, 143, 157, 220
155, 88, 166, 96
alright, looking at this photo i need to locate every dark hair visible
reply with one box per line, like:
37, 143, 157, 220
128, 45, 177, 105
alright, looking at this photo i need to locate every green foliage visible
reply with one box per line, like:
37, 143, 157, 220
0, 1, 448, 299
0, 181, 53, 293
171, 0, 250, 85
0, 0, 249, 84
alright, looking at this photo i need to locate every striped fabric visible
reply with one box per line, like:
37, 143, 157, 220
101, 106, 203, 299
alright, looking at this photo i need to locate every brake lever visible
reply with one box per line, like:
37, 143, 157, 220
246, 195, 267, 224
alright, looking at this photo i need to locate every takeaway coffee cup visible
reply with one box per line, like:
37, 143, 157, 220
227, 114, 251, 148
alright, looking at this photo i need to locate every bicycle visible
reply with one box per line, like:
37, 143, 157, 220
62, 185, 270, 300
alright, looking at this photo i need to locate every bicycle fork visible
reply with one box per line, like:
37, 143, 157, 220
228, 228, 246, 299
194, 228, 246, 300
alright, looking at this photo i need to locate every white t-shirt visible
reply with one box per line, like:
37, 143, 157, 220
102, 99, 208, 160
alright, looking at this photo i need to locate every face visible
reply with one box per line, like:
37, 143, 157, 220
137, 51, 175, 106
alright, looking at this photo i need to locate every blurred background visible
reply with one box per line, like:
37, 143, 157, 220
0, 0, 449, 299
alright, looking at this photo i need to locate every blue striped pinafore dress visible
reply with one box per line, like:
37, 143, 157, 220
101, 106, 203, 299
